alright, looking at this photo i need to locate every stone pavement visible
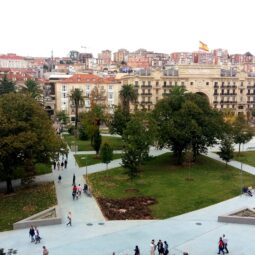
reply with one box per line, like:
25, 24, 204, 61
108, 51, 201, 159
2, 143, 255, 254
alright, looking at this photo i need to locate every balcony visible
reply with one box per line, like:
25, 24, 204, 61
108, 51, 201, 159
141, 101, 152, 104
140, 92, 152, 96
141, 85, 152, 88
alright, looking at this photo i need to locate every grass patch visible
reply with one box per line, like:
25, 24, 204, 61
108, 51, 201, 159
0, 182, 57, 231
35, 163, 52, 175
63, 134, 123, 151
89, 153, 255, 219
234, 151, 255, 167
75, 154, 122, 167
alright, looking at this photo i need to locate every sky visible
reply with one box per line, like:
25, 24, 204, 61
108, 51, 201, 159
1, 0, 255, 58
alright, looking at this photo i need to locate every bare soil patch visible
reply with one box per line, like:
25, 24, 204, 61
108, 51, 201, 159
97, 197, 156, 220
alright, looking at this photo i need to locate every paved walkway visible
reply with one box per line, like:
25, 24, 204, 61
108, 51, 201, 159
2, 141, 255, 254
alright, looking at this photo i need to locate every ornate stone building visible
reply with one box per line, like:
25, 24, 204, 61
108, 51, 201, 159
118, 65, 255, 117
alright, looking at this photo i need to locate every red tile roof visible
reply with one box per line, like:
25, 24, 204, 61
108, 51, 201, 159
0, 54, 24, 60
59, 73, 119, 84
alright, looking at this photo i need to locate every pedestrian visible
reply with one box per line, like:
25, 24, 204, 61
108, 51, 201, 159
58, 175, 62, 183
42, 246, 49, 255
72, 174, 76, 186
134, 245, 140, 255
57, 161, 60, 171
218, 237, 225, 254
163, 241, 169, 255
157, 240, 164, 255
72, 185, 77, 200
150, 239, 156, 255
53, 161, 56, 170
222, 234, 229, 254
66, 211, 72, 226
61, 161, 64, 170
64, 159, 67, 168
29, 225, 35, 242
34, 226, 41, 244
78, 184, 82, 196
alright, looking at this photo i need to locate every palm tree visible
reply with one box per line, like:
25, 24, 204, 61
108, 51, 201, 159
69, 88, 84, 128
119, 84, 137, 114
23, 79, 42, 100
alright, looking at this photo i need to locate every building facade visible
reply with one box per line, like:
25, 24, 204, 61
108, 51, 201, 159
118, 65, 255, 116
54, 74, 121, 118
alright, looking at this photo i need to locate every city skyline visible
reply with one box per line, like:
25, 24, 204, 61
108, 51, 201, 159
1, 0, 255, 58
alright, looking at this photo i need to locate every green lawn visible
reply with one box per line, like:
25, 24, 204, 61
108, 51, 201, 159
89, 153, 255, 219
234, 151, 255, 167
0, 182, 57, 231
35, 163, 52, 175
63, 134, 123, 151
75, 154, 122, 167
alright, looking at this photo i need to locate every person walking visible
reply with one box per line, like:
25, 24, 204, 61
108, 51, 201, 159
53, 161, 56, 170
34, 226, 41, 244
64, 159, 67, 169
60, 161, 64, 170
72, 174, 76, 186
58, 175, 62, 183
134, 245, 140, 255
222, 234, 229, 254
72, 185, 77, 200
150, 239, 156, 255
29, 226, 35, 242
163, 241, 169, 255
57, 161, 60, 171
218, 237, 225, 254
42, 246, 49, 255
157, 240, 164, 255
66, 211, 72, 226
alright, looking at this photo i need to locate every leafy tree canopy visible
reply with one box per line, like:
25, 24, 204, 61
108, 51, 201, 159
0, 93, 66, 193
0, 75, 15, 95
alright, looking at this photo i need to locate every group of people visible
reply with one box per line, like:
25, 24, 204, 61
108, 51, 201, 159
218, 234, 229, 254
72, 184, 83, 200
29, 226, 41, 244
52, 158, 68, 171
150, 239, 169, 255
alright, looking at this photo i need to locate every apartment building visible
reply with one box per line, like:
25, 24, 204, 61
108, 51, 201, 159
118, 65, 255, 117
54, 73, 121, 118
0, 54, 29, 69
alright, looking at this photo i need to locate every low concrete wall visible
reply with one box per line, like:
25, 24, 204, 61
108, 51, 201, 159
13, 206, 62, 230
218, 207, 255, 225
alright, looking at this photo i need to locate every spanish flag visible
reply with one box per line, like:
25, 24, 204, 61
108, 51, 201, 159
199, 41, 209, 52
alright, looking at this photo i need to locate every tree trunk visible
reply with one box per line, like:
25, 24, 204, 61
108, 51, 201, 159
75, 103, 78, 129
6, 177, 14, 194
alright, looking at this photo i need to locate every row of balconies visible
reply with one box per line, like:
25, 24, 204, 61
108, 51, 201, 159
214, 93, 237, 96
214, 85, 237, 88
213, 101, 238, 104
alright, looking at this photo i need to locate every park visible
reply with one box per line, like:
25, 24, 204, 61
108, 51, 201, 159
1, 81, 255, 254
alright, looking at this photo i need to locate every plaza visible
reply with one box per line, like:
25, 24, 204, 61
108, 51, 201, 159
1, 138, 255, 255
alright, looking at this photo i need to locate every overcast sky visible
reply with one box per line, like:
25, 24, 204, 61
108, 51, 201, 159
1, 0, 254, 58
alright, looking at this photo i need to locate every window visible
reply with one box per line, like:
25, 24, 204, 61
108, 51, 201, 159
156, 81, 159, 86
86, 84, 90, 90
148, 81, 151, 86
135, 81, 138, 86
108, 93, 113, 99
222, 82, 224, 86
109, 85, 113, 90
206, 82, 209, 85
63, 93, 66, 98
142, 81, 145, 86
62, 85, 66, 92
214, 82, 218, 86
164, 81, 166, 86
181, 81, 185, 86
240, 89, 243, 94
190, 82, 193, 85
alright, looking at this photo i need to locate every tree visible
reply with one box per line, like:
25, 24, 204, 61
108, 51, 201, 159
119, 84, 137, 114
56, 110, 69, 125
23, 79, 42, 100
153, 87, 225, 164
0, 75, 15, 95
219, 135, 234, 166
69, 88, 84, 129
232, 115, 254, 156
109, 106, 130, 136
91, 129, 102, 155
0, 93, 66, 193
100, 143, 113, 170
122, 112, 155, 178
